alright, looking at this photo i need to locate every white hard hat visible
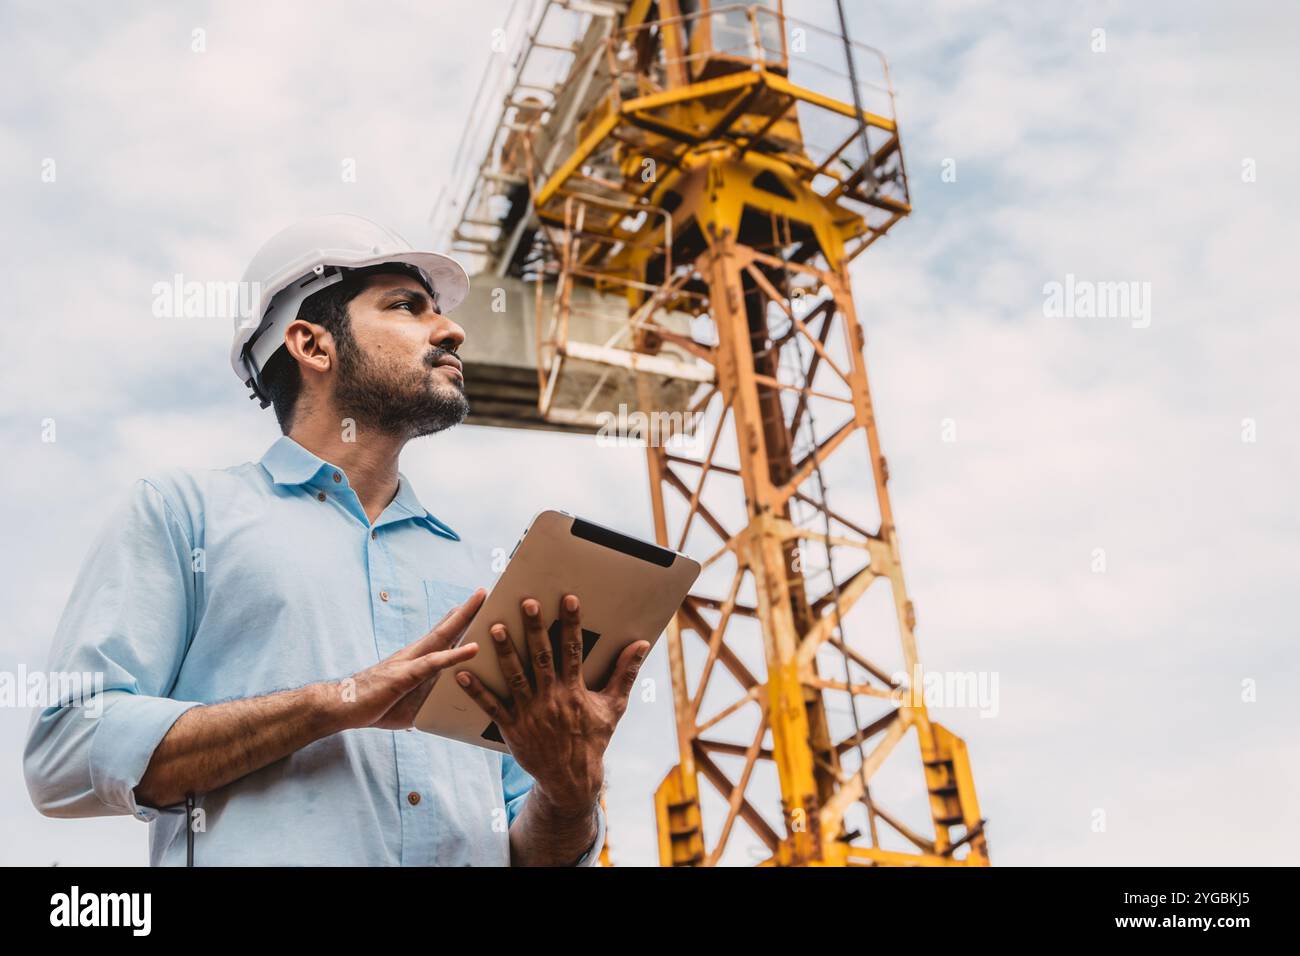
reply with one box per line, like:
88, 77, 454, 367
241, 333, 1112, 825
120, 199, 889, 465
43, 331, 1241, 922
231, 213, 470, 406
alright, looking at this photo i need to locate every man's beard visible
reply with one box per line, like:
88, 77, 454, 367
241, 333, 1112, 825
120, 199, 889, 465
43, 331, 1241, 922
333, 339, 470, 439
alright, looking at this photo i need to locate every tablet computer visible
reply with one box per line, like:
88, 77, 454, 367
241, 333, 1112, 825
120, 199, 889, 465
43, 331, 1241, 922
413, 509, 701, 754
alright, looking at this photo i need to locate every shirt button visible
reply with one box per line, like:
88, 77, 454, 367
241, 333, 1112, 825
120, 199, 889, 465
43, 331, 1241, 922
371, 530, 377, 540
380, 590, 390, 602
333, 472, 342, 483
407, 791, 421, 806
316, 491, 326, 502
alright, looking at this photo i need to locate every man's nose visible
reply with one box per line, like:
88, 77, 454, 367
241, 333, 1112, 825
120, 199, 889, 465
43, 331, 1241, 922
432, 318, 466, 352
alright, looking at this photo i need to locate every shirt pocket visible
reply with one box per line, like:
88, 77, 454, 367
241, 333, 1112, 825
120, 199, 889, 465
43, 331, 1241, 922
423, 579, 478, 633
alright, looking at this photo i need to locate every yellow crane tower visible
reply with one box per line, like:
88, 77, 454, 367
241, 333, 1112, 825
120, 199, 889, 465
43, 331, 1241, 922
435, 0, 989, 866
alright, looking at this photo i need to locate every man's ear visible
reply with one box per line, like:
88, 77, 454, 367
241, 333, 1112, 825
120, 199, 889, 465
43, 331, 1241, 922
283, 319, 335, 376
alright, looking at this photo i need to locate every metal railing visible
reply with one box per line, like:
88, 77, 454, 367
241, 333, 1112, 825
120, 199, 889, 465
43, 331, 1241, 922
431, 0, 612, 266
433, 2, 909, 273
537, 191, 715, 422
595, 4, 905, 209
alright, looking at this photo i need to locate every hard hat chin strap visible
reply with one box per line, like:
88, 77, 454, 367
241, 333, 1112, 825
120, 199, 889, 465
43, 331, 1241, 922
240, 265, 349, 405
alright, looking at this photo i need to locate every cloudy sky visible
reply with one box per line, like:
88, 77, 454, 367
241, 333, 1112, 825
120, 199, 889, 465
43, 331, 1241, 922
2, 0, 1296, 866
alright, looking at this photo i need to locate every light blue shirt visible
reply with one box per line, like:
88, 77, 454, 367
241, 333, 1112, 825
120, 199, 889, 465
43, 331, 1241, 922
23, 435, 605, 866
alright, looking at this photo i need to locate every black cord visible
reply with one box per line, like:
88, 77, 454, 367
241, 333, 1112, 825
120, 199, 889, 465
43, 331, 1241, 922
834, 0, 878, 197
185, 792, 195, 867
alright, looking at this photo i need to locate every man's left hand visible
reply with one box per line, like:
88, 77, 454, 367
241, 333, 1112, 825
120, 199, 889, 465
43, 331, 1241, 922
454, 593, 648, 812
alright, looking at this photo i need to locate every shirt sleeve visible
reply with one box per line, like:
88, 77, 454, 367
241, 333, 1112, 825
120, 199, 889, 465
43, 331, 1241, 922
502, 753, 607, 867
22, 478, 204, 822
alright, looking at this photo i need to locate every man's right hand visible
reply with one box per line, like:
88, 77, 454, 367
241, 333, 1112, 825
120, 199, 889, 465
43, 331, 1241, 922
133, 588, 488, 810
328, 587, 486, 731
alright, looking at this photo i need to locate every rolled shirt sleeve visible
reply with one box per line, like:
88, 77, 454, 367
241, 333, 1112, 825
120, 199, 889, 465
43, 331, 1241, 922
23, 478, 203, 821
87, 694, 203, 821
502, 753, 607, 866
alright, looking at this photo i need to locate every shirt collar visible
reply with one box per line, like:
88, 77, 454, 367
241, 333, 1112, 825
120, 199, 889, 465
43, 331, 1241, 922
389, 473, 461, 541
260, 434, 330, 486
259, 435, 460, 541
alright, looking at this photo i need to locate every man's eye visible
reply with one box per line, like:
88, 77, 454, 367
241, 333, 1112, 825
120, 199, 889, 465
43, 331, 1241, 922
392, 301, 415, 311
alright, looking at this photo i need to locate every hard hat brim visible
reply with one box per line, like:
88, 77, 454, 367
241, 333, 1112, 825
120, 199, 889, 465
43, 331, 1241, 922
352, 250, 469, 314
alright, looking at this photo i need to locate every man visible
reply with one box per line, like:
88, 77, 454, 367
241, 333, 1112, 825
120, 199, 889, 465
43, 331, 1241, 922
23, 214, 648, 865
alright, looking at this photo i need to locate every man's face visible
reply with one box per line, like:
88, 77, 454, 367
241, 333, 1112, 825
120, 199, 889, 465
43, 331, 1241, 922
329, 272, 470, 438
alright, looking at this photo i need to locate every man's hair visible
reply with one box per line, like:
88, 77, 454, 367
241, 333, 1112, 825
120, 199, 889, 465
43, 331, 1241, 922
259, 278, 367, 433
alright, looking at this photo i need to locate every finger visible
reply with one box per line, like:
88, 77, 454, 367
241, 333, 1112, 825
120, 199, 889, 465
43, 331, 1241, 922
375, 672, 438, 728
559, 593, 585, 691
600, 640, 651, 708
519, 597, 555, 694
404, 642, 479, 686
489, 621, 532, 704
396, 588, 486, 661
455, 671, 513, 727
